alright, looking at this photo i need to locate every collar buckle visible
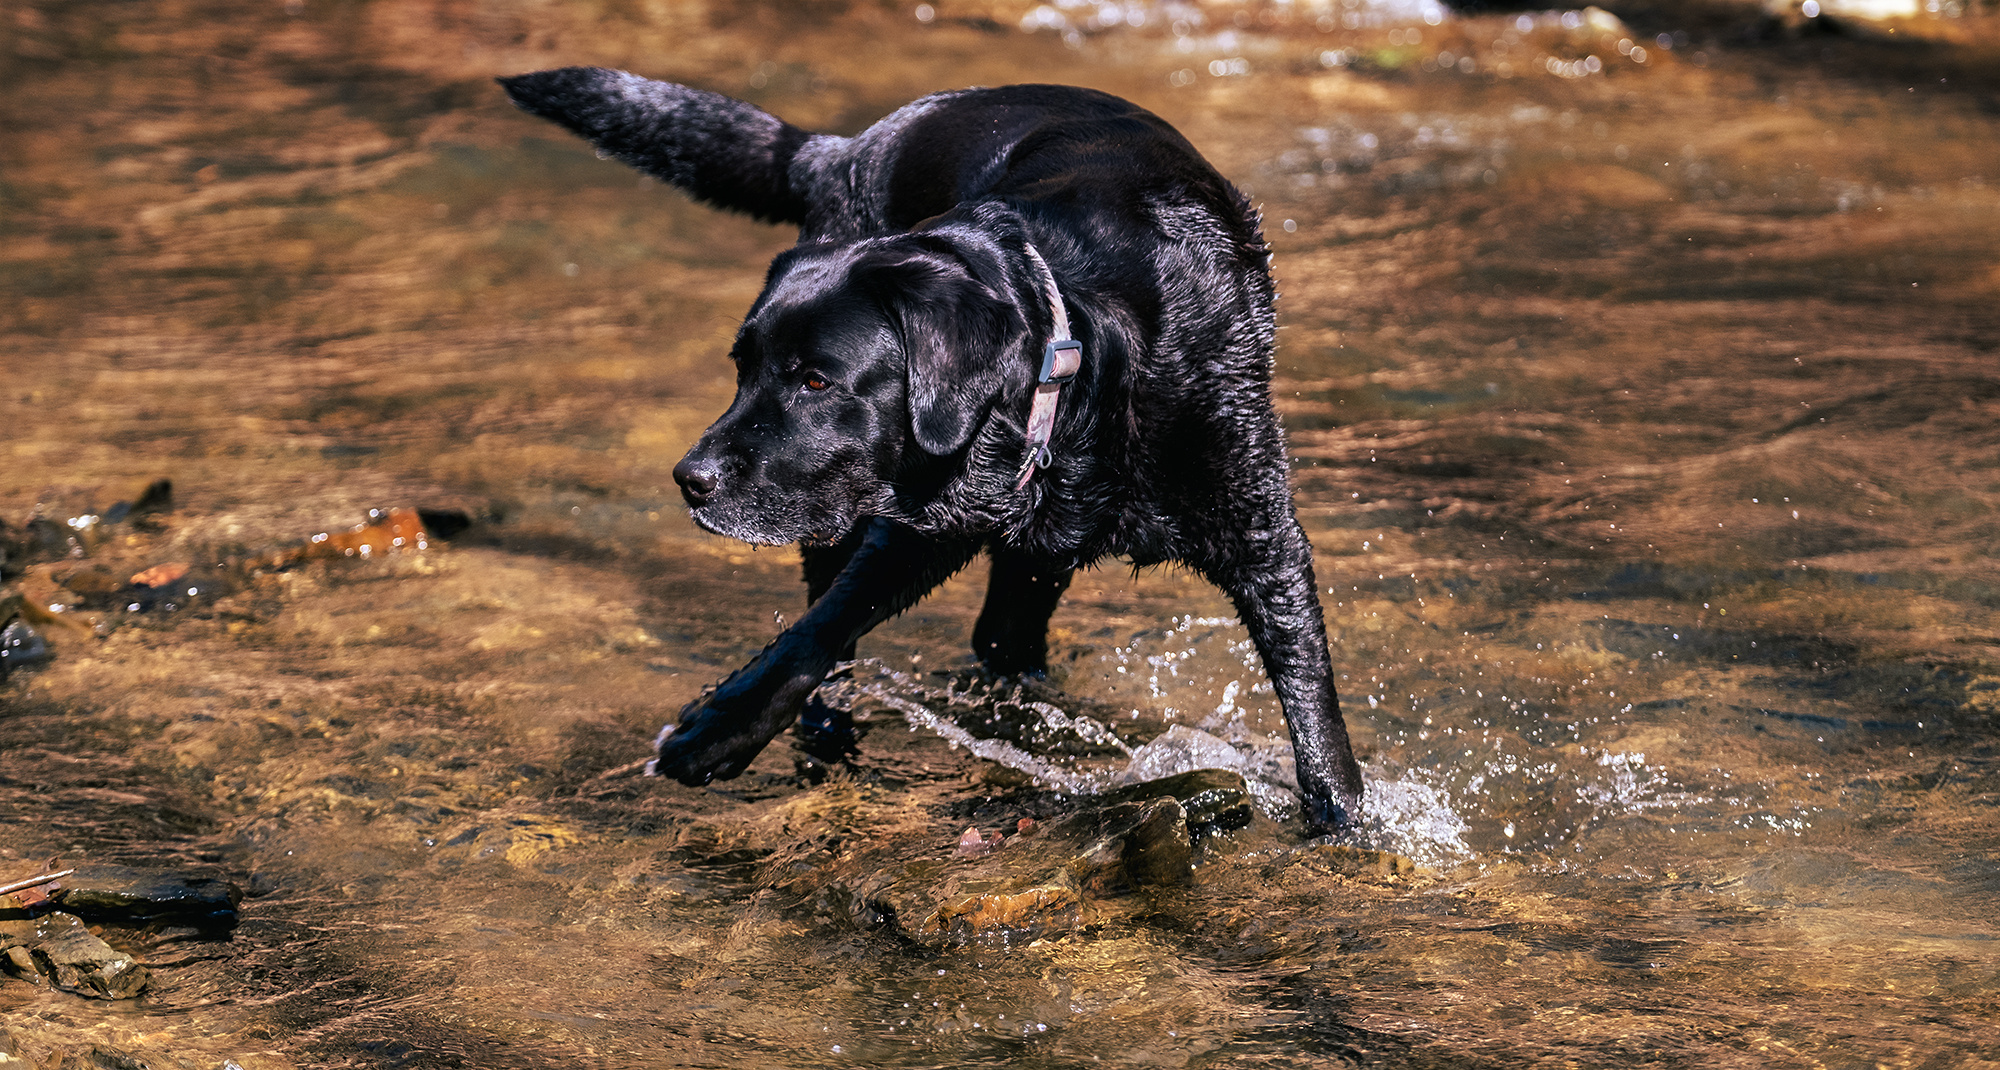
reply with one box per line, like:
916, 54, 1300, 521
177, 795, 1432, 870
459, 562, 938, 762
1039, 339, 1082, 384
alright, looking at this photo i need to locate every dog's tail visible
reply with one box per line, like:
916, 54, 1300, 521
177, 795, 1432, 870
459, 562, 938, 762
498, 67, 816, 226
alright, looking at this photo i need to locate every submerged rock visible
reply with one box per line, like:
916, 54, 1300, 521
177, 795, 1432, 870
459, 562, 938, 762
249, 504, 474, 573
51, 865, 242, 925
1097, 769, 1254, 839
428, 814, 584, 869
52, 564, 122, 599
304, 506, 432, 560
1286, 844, 1423, 880
1064, 796, 1193, 895
779, 772, 1253, 947
19, 516, 79, 562
0, 912, 149, 999
0, 619, 49, 673
918, 886, 1079, 943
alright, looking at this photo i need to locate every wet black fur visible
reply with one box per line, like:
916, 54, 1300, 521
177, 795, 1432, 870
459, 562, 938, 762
499, 69, 1364, 829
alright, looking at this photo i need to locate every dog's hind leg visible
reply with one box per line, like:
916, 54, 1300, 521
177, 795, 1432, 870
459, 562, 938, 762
970, 546, 1073, 675
1199, 517, 1365, 833
653, 518, 979, 785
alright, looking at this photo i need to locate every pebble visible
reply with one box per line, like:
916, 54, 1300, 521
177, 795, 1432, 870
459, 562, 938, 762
0, 620, 48, 672
0, 912, 149, 1000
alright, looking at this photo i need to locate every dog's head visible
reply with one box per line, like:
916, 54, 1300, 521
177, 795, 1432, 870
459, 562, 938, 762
672, 228, 1033, 545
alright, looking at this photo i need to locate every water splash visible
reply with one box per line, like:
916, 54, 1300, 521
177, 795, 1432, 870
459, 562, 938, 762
832, 677, 1112, 797
1354, 775, 1474, 869
821, 660, 1477, 868
820, 652, 1829, 872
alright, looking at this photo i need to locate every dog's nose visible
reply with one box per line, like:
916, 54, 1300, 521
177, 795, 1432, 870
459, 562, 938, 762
673, 457, 721, 506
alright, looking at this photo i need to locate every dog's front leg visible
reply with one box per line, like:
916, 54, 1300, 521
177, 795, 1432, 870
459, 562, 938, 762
652, 519, 980, 785
793, 521, 870, 759
1202, 518, 1366, 833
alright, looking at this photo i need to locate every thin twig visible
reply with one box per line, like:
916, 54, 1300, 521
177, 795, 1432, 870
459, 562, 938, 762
571, 756, 656, 798
0, 868, 75, 897
588, 757, 654, 781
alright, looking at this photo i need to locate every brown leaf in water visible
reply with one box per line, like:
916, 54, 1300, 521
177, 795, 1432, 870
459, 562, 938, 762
128, 562, 190, 588
304, 507, 432, 561
1, 859, 74, 908
7, 881, 55, 911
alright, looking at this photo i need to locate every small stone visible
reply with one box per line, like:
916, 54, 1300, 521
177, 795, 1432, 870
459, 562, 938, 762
954, 827, 997, 857
54, 565, 121, 598
304, 506, 434, 561
0, 912, 149, 999
128, 562, 191, 588
0, 621, 49, 672
5, 877, 56, 913
3, 945, 38, 981
21, 516, 76, 560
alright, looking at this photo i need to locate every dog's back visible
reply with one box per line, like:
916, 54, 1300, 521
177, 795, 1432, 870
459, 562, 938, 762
795, 85, 1246, 240
500, 73, 1259, 253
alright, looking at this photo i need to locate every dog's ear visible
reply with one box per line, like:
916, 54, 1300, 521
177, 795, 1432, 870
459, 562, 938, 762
871, 255, 1026, 457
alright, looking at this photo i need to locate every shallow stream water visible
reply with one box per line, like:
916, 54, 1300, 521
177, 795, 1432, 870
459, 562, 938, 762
3, 1, 1999, 1067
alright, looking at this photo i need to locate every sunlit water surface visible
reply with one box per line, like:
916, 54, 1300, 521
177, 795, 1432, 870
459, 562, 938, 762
3, 1, 1998, 1067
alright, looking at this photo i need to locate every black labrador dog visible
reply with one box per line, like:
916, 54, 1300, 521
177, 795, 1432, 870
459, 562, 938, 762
499, 70, 1365, 829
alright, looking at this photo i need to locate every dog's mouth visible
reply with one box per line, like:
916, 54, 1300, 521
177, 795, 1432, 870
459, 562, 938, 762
685, 500, 848, 549
685, 505, 787, 547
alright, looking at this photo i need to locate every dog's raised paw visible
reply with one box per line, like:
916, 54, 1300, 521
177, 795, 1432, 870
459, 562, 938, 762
651, 674, 817, 785
652, 718, 761, 786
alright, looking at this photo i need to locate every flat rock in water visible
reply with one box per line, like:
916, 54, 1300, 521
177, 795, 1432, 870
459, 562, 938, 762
52, 865, 242, 924
0, 912, 150, 999
918, 886, 1080, 943
1096, 769, 1254, 838
1059, 795, 1194, 895
795, 773, 1253, 947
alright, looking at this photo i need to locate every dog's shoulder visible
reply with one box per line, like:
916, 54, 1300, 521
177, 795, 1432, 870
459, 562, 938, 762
797, 85, 1231, 239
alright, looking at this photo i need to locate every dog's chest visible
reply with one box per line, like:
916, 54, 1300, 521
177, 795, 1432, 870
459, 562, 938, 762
1101, 507, 1180, 568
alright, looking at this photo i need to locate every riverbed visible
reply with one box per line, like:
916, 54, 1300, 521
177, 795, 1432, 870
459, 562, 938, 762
2, 1, 1998, 1067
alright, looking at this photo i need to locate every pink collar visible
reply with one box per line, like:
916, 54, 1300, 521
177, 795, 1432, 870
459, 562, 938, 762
1014, 243, 1082, 490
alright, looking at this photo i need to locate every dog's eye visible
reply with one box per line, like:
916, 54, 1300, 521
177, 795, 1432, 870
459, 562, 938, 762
803, 373, 830, 392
